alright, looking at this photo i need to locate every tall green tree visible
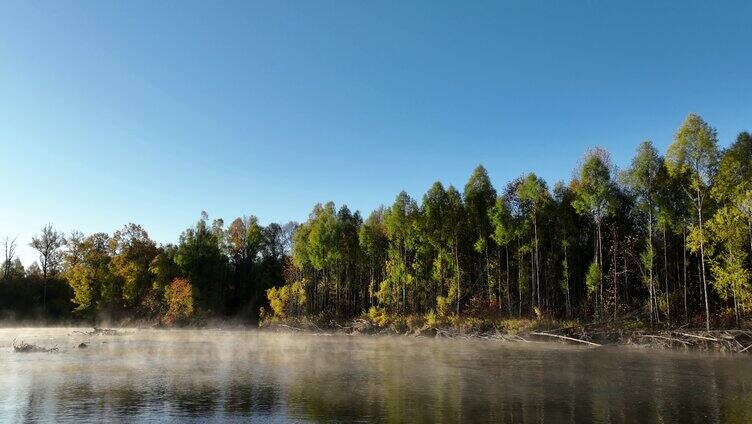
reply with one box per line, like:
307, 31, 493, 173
573, 148, 615, 312
463, 165, 497, 305
175, 212, 229, 313
110, 223, 159, 309
380, 192, 418, 312
708, 206, 750, 323
665, 114, 720, 330
420, 182, 451, 308
553, 181, 580, 318
515, 173, 549, 310
489, 196, 514, 312
359, 208, 388, 307
65, 232, 118, 315
713, 132, 752, 254
445, 186, 466, 315
622, 141, 663, 324
708, 131, 752, 323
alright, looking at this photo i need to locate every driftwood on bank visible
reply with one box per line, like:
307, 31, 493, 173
529, 331, 601, 346
73, 327, 128, 337
676, 332, 719, 342
624, 329, 752, 352
13, 340, 58, 353
261, 316, 752, 353
638, 334, 691, 346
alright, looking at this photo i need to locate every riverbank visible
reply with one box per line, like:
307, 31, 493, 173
5, 314, 750, 353
260, 314, 752, 353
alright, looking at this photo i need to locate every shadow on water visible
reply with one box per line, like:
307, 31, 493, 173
2, 328, 752, 423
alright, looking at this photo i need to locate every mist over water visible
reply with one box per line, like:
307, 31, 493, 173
1, 328, 751, 423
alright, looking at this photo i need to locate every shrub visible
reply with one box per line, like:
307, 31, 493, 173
436, 295, 451, 318
266, 279, 308, 319
424, 309, 441, 327
405, 314, 424, 330
367, 306, 390, 327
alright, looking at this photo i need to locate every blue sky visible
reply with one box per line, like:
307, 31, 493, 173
2, 1, 750, 265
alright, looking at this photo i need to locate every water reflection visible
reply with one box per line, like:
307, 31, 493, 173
1, 328, 751, 423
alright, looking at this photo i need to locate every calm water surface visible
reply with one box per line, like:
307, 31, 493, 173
1, 327, 751, 423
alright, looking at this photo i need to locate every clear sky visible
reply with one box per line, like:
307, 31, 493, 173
2, 1, 750, 266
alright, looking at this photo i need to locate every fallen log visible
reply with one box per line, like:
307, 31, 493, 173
640, 334, 691, 346
675, 332, 719, 342
514, 334, 530, 343
529, 331, 601, 346
73, 328, 127, 336
739, 343, 752, 353
277, 324, 303, 332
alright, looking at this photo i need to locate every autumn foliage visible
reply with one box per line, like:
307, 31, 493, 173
163, 277, 195, 325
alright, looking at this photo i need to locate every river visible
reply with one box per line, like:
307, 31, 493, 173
1, 327, 750, 423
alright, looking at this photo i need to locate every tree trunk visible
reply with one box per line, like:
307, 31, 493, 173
534, 216, 540, 309
698, 189, 710, 331
530, 250, 535, 313
624, 253, 629, 305
505, 244, 512, 314
486, 242, 492, 304
597, 222, 603, 314
564, 243, 571, 318
613, 229, 618, 319
733, 285, 739, 326
663, 226, 670, 322
455, 240, 460, 316
648, 212, 654, 326
683, 224, 688, 321
517, 241, 522, 316
497, 248, 501, 309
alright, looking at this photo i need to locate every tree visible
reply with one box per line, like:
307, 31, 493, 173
30, 224, 64, 312
175, 212, 229, 313
708, 132, 752, 323
227, 215, 263, 310
515, 173, 549, 309
417, 182, 468, 315
110, 223, 159, 309
258, 222, 290, 305
336, 206, 362, 315
359, 208, 388, 307
163, 277, 195, 325
573, 148, 615, 312
707, 206, 750, 323
380, 193, 418, 312
712, 132, 752, 204
149, 244, 180, 296
1, 257, 25, 280
419, 182, 448, 301
553, 181, 580, 318
26, 262, 42, 278
444, 186, 466, 316
665, 114, 720, 331
489, 196, 514, 312
463, 165, 497, 307
622, 141, 663, 324
30, 224, 64, 279
65, 232, 117, 315
713, 132, 752, 256
2, 236, 18, 280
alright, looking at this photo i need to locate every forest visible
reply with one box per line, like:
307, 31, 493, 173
1, 114, 751, 331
